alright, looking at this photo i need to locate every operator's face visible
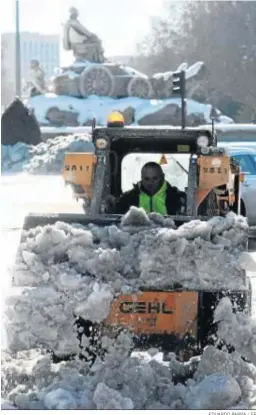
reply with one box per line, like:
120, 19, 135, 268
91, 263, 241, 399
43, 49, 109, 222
141, 167, 164, 195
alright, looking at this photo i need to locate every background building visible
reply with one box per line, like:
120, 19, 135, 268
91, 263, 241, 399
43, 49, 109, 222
1, 31, 60, 106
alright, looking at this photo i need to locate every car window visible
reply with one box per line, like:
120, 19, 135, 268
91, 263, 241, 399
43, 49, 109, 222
231, 154, 256, 175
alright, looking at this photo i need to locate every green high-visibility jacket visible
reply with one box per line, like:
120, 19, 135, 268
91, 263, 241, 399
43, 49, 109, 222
139, 181, 168, 215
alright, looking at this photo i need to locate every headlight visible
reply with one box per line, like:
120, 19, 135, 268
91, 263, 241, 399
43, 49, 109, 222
201, 146, 210, 155
197, 135, 209, 147
95, 138, 108, 149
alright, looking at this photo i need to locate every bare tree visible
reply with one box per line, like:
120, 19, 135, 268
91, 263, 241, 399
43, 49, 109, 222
134, 3, 186, 75
135, 1, 256, 121
179, 2, 256, 108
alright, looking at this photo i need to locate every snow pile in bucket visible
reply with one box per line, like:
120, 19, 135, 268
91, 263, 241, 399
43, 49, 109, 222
4, 209, 249, 354
2, 208, 255, 409
2, 337, 256, 409
1, 133, 94, 174
214, 297, 256, 365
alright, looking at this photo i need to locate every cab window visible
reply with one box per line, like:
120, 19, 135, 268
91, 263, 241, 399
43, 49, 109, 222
121, 153, 188, 192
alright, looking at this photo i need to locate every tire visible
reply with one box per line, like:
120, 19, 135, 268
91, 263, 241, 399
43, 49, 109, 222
240, 199, 246, 216
79, 65, 115, 97
197, 190, 218, 216
127, 77, 153, 99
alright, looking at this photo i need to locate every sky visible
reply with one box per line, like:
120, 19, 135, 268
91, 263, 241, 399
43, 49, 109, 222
1, 0, 166, 59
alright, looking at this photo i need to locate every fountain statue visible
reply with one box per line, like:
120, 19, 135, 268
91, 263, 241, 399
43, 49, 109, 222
24, 60, 46, 97
63, 7, 105, 63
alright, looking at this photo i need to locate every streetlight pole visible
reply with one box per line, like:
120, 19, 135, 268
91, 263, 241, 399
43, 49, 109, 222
15, 0, 21, 97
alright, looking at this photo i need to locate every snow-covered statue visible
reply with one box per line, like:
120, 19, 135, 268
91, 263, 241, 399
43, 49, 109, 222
63, 7, 105, 63
25, 59, 46, 96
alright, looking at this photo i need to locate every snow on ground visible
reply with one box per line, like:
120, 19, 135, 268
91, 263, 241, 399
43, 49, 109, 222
24, 94, 233, 126
2, 205, 256, 410
41, 125, 91, 135
2, 133, 94, 174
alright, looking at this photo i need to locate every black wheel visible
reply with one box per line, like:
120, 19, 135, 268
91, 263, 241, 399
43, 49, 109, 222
240, 199, 246, 216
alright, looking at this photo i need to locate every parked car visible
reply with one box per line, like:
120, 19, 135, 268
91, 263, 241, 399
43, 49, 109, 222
227, 147, 256, 225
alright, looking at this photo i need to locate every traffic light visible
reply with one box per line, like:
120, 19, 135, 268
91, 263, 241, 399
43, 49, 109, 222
172, 70, 186, 95
172, 70, 186, 129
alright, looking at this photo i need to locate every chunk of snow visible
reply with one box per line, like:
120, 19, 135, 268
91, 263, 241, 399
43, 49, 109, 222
186, 373, 241, 409
214, 298, 256, 365
121, 206, 152, 227
75, 288, 113, 323
238, 252, 256, 272
93, 383, 134, 410
44, 388, 77, 409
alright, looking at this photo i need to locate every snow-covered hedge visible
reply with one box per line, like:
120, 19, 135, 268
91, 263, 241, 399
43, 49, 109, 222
2, 208, 255, 410
1, 134, 94, 174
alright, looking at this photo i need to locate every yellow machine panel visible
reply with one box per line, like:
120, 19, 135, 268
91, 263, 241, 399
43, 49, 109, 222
198, 155, 230, 189
105, 291, 198, 336
63, 153, 96, 185
62, 152, 96, 199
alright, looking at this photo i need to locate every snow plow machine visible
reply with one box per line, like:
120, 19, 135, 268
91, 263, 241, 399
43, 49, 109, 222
21, 112, 252, 364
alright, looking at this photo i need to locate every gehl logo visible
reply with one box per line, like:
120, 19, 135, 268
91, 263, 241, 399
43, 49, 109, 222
120, 301, 173, 314
64, 165, 90, 172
